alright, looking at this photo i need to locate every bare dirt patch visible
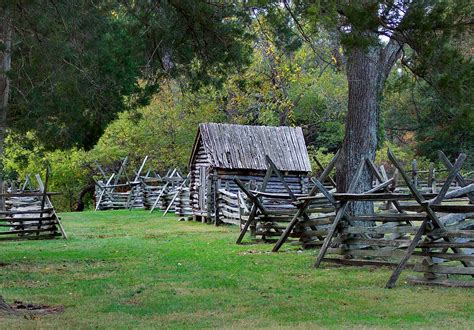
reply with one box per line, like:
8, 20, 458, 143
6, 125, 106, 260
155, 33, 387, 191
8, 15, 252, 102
0, 296, 64, 317
11, 300, 65, 314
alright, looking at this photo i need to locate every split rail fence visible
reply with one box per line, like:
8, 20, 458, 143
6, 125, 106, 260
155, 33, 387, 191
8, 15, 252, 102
94, 156, 191, 215
0, 171, 67, 241
232, 150, 473, 288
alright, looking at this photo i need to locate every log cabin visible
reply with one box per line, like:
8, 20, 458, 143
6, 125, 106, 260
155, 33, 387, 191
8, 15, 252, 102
188, 123, 312, 222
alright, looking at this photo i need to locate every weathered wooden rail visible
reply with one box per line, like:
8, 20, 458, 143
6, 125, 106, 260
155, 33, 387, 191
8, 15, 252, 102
0, 172, 67, 241
230, 154, 338, 248
310, 150, 473, 288
94, 156, 192, 213
95, 156, 145, 210
174, 187, 193, 218
230, 149, 472, 288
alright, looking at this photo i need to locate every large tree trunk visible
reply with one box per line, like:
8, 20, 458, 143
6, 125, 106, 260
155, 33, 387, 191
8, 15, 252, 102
336, 39, 402, 216
0, 13, 12, 156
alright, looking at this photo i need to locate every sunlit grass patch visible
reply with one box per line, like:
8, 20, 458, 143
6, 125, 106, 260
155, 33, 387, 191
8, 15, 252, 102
0, 209, 472, 328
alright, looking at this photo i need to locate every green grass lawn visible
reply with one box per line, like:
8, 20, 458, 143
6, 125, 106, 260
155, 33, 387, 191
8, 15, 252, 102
1, 210, 473, 328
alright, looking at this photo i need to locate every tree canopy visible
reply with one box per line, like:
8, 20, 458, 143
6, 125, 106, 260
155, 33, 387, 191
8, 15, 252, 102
5, 0, 250, 149
0, 0, 472, 210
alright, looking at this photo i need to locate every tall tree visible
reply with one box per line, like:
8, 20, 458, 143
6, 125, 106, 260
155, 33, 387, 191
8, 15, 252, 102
3, 0, 250, 152
330, 2, 403, 213
0, 9, 12, 155
269, 0, 472, 214
6, 0, 145, 150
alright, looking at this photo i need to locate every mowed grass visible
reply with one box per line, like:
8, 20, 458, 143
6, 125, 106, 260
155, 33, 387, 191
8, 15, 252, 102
0, 210, 473, 328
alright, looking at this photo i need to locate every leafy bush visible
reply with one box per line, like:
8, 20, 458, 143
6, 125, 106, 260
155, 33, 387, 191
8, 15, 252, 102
3, 133, 91, 211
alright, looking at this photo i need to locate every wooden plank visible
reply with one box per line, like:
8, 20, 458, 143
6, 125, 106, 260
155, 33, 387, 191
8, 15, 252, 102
322, 257, 403, 267
399, 204, 474, 213
149, 181, 170, 213
343, 238, 413, 248
0, 216, 54, 222
313, 156, 336, 187
0, 192, 61, 197
426, 229, 474, 239
345, 214, 426, 222
334, 192, 435, 201
439, 151, 474, 202
272, 152, 340, 252
412, 251, 474, 262
388, 149, 473, 274
413, 264, 474, 275
443, 184, 474, 199
198, 124, 311, 172
265, 156, 296, 200
309, 178, 337, 206
36, 173, 67, 239
95, 173, 115, 210
385, 218, 428, 288
318, 150, 340, 186
299, 229, 329, 238
94, 160, 108, 180
0, 227, 58, 235
408, 277, 474, 288
0, 209, 54, 215
113, 156, 128, 185
134, 156, 149, 181
314, 158, 366, 268
431, 153, 466, 205
364, 178, 395, 194
163, 173, 190, 216
417, 241, 474, 248
37, 168, 50, 236
235, 167, 272, 244
0, 220, 58, 228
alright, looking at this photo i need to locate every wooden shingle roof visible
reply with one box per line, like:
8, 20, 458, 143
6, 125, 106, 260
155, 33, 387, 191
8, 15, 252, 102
191, 123, 311, 172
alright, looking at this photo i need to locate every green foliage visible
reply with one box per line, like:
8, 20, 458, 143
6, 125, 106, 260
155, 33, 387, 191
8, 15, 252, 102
90, 81, 225, 172
6, 0, 251, 150
383, 66, 474, 167
3, 133, 90, 211
277, 0, 473, 158
2, 0, 472, 209
8, 1, 145, 149
2, 132, 45, 181
375, 142, 415, 167
106, 0, 253, 96
289, 53, 347, 151
43, 149, 91, 211
307, 146, 336, 177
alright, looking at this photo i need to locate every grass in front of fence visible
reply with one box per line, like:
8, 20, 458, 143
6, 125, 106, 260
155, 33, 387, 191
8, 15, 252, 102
1, 210, 472, 328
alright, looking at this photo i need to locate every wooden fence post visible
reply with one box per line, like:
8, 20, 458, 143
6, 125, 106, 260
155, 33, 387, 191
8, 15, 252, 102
213, 175, 220, 226
412, 159, 418, 188
429, 162, 436, 193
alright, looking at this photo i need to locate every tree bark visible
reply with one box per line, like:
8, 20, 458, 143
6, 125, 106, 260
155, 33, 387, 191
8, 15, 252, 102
0, 13, 12, 157
75, 183, 95, 211
336, 39, 402, 216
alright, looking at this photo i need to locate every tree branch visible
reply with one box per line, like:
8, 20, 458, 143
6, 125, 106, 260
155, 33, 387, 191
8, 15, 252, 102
282, 0, 334, 68
380, 38, 403, 80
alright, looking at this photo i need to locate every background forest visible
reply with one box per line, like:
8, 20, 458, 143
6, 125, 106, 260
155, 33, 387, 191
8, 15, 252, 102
0, 1, 472, 211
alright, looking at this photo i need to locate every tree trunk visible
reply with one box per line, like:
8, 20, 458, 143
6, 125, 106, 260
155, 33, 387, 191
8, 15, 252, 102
0, 13, 12, 157
75, 183, 95, 211
336, 39, 402, 216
